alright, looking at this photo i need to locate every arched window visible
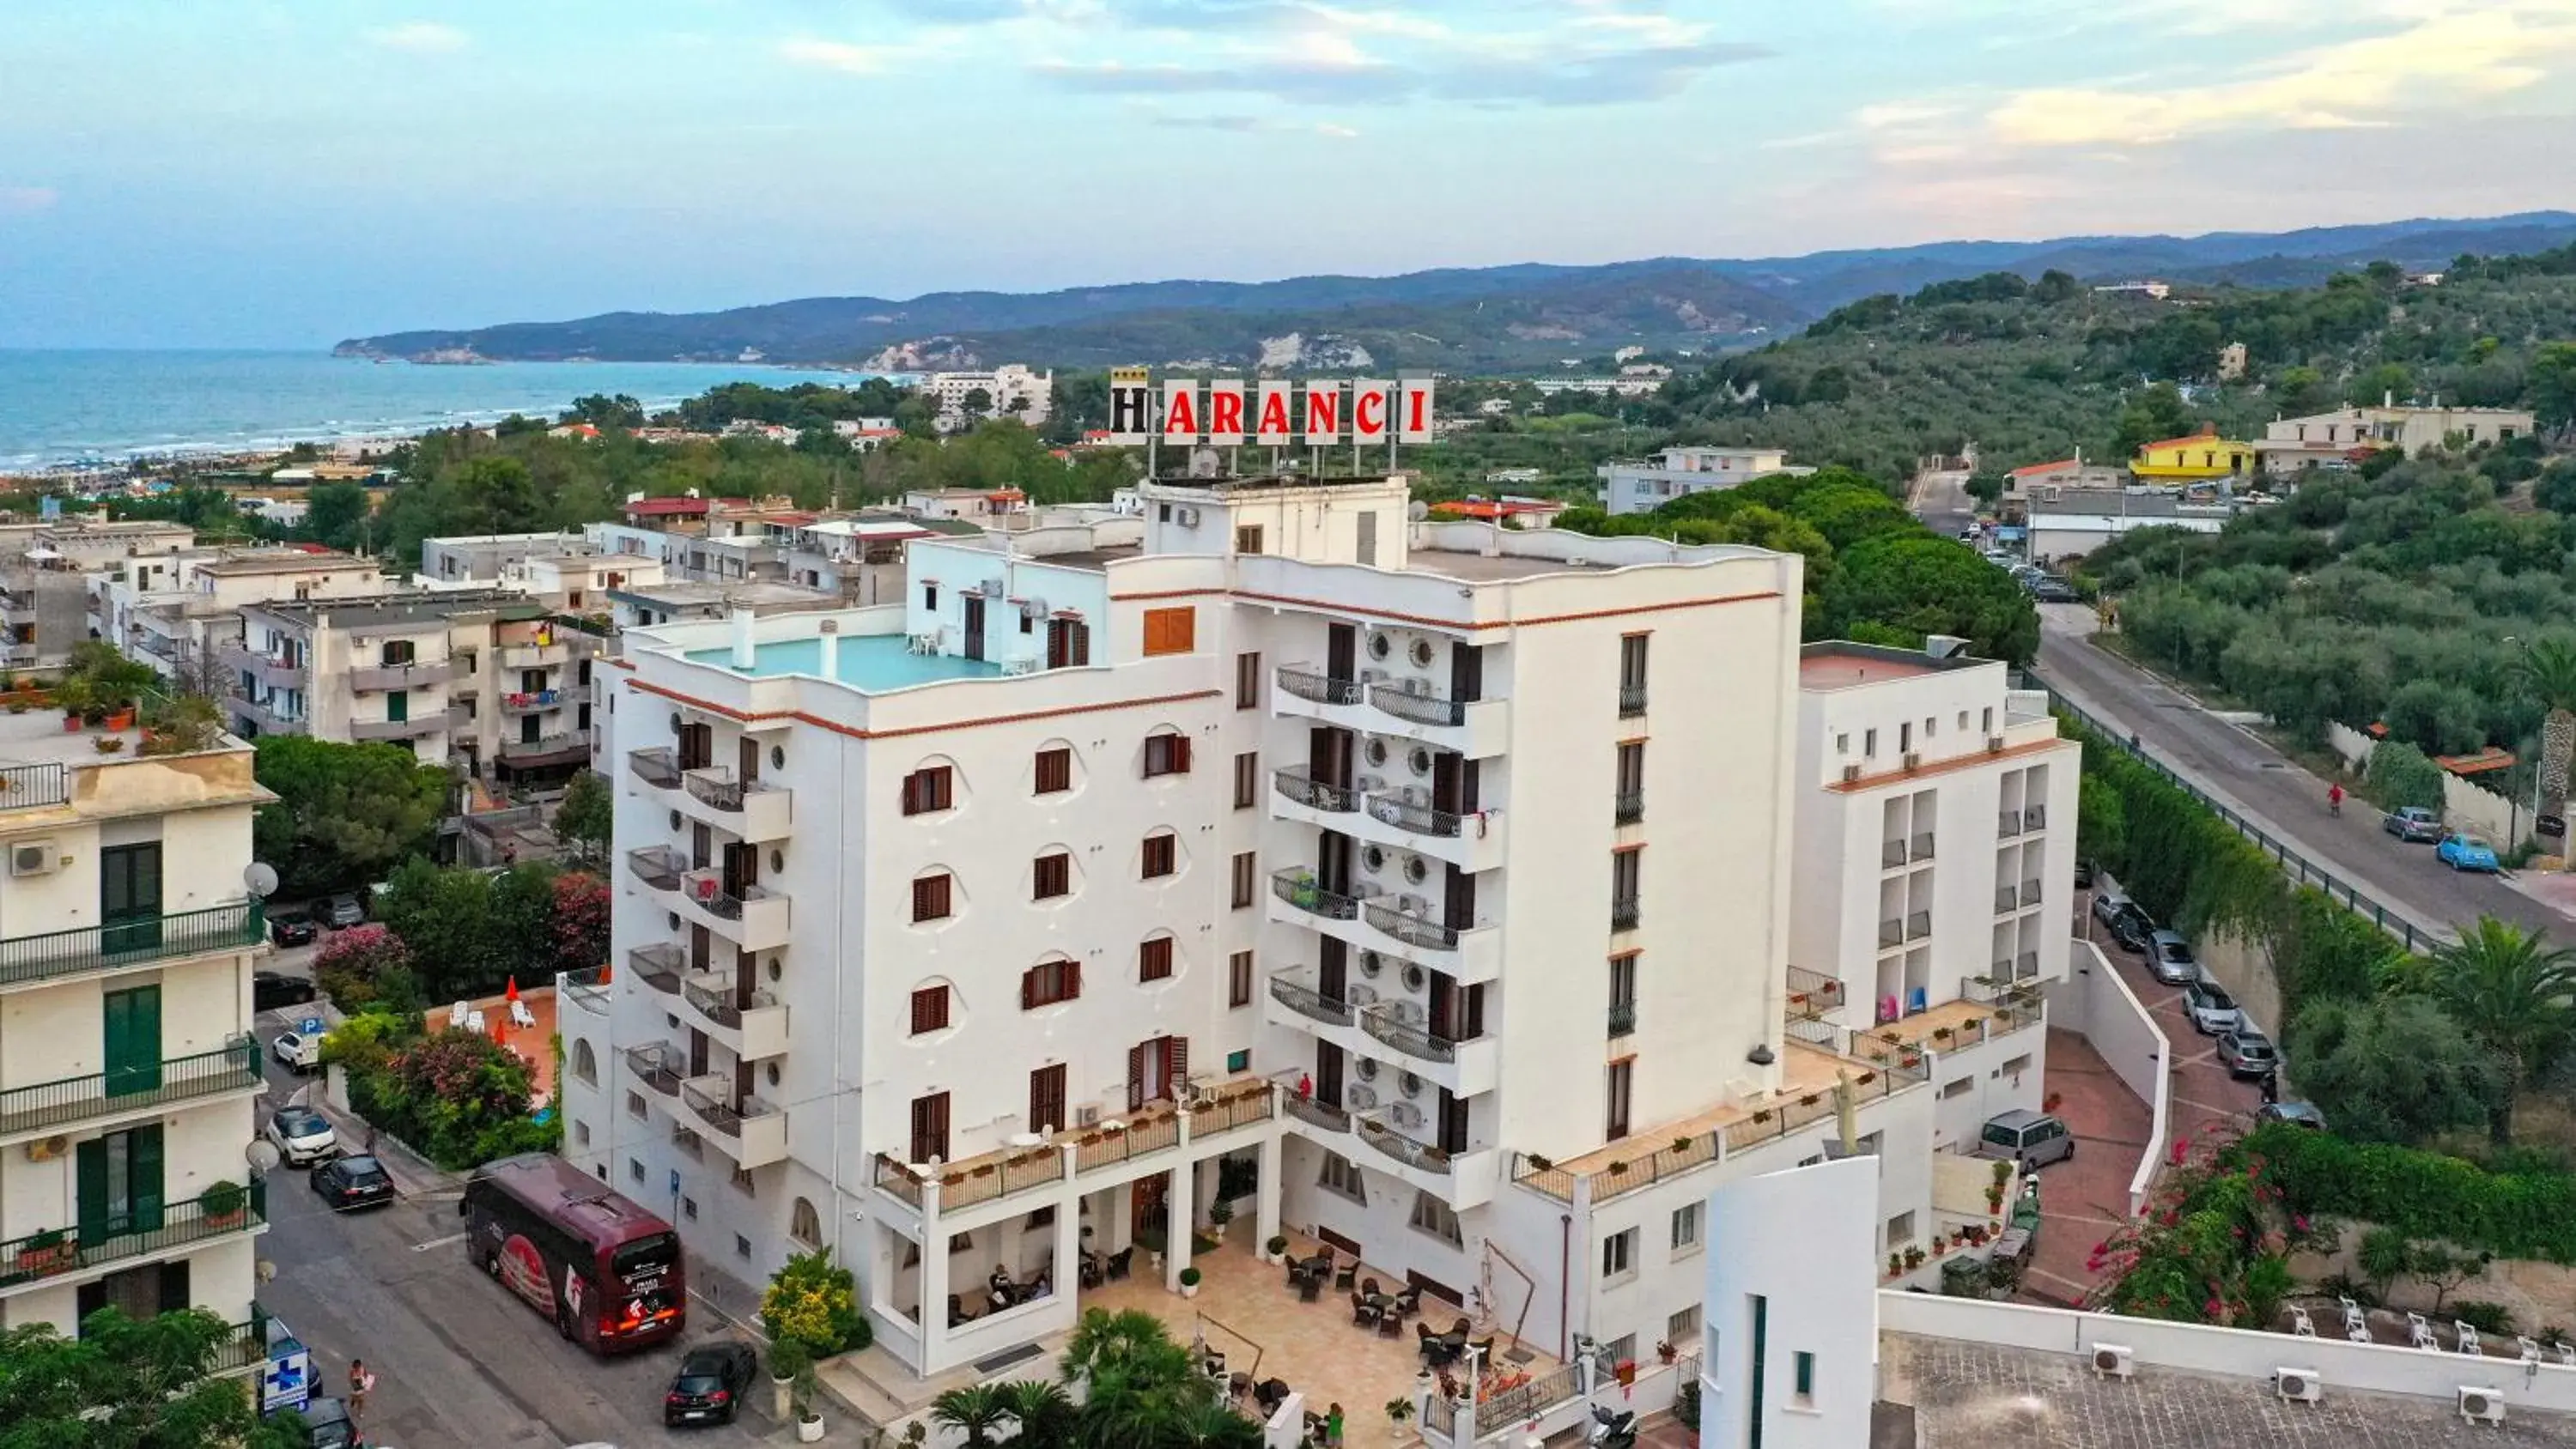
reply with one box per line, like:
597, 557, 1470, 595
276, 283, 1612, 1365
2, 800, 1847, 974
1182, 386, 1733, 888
790, 1197, 822, 1248
572, 1040, 598, 1085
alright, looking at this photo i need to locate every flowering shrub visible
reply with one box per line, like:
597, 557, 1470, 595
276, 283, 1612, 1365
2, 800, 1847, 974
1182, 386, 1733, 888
2089, 1124, 2330, 1327
550, 872, 610, 976
761, 1250, 871, 1355
314, 925, 420, 1012
339, 1016, 558, 1169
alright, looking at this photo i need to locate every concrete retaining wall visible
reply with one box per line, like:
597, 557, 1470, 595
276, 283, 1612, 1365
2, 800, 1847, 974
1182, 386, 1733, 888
2044, 937, 2169, 1216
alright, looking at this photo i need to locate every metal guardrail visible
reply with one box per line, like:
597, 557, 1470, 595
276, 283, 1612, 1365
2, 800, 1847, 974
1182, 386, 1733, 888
2034, 671, 2440, 953
1284, 1094, 1350, 1132
0, 1179, 268, 1290
624, 1043, 683, 1094
1268, 974, 1353, 1027
1356, 1117, 1452, 1175
1607, 1001, 1636, 1038
0, 1035, 262, 1134
1366, 791, 1465, 838
0, 762, 68, 811
1275, 666, 1363, 706
1274, 768, 1357, 814
1475, 1361, 1583, 1436
1359, 1004, 1460, 1064
1369, 682, 1467, 728
1271, 870, 1358, 920
1367, 901, 1458, 950
0, 900, 263, 990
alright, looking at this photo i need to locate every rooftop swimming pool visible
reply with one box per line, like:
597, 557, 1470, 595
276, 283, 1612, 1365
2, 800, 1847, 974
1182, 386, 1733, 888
683, 634, 1005, 692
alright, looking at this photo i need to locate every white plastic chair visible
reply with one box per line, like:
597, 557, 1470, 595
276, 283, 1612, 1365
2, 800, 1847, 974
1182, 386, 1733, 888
2455, 1322, 2482, 1357
2289, 1306, 2316, 1337
465, 1009, 486, 1035
2518, 1337, 2543, 1364
2408, 1313, 2439, 1351
510, 1000, 536, 1029
449, 1000, 468, 1028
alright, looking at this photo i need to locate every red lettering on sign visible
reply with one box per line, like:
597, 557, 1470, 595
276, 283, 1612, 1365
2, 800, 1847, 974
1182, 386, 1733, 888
1210, 390, 1242, 436
1406, 387, 1429, 434
1304, 388, 1339, 438
1354, 389, 1387, 437
1258, 389, 1291, 440
1163, 389, 1197, 439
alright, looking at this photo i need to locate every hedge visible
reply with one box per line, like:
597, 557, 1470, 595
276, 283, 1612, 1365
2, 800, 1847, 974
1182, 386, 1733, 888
2245, 1123, 2576, 1265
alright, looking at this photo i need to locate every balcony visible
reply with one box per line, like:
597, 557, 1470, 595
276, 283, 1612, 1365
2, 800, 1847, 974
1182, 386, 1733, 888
445, 701, 474, 730
681, 767, 793, 841
561, 964, 611, 1016
1607, 1001, 1636, 1038
1613, 791, 1643, 827
349, 659, 458, 692
1878, 917, 1904, 949
629, 747, 683, 788
629, 943, 685, 995
1367, 680, 1470, 729
0, 1179, 268, 1293
627, 846, 685, 892
1361, 790, 1461, 839
496, 688, 563, 716
349, 715, 440, 743
1911, 831, 1935, 861
0, 901, 264, 993
680, 1076, 787, 1168
2023, 805, 2048, 831
2020, 879, 2042, 907
1785, 964, 1846, 1020
222, 693, 307, 737
1274, 665, 1364, 706
1610, 895, 1641, 932
499, 642, 569, 670
624, 1042, 683, 1095
1880, 840, 1909, 869
0, 762, 69, 813
1356, 1117, 1455, 1182
1355, 1005, 1496, 1098
0, 1035, 261, 1140
1273, 767, 1357, 815
1270, 869, 1359, 921
1997, 809, 2024, 838
677, 870, 790, 952
1618, 683, 1647, 718
217, 642, 305, 689
871, 1076, 1277, 1224
1906, 910, 1932, 942
1267, 973, 1354, 1028
1283, 1094, 1351, 1134
498, 732, 586, 765
681, 971, 790, 1059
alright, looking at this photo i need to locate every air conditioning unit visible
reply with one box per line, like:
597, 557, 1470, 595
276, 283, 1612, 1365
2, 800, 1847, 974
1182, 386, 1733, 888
2275, 1368, 2322, 1404
1018, 597, 1049, 620
1397, 894, 1428, 914
1841, 764, 1862, 783
1399, 1071, 1424, 1099
23, 1134, 68, 1162
1076, 1104, 1102, 1127
1346, 1084, 1378, 1111
2458, 1386, 2505, 1424
1175, 506, 1201, 527
1902, 751, 1923, 773
2090, 1344, 2134, 1380
10, 841, 55, 877
1987, 735, 2005, 753
1388, 1100, 1424, 1129
999, 655, 1038, 676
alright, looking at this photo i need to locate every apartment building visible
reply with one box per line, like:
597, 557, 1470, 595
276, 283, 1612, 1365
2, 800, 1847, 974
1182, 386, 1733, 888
1596, 446, 1808, 516
226, 592, 598, 781
924, 365, 1053, 432
2253, 399, 2538, 476
93, 550, 382, 687
416, 531, 664, 615
2, 522, 197, 672
566, 467, 1983, 1386
776, 516, 953, 606
0, 712, 274, 1349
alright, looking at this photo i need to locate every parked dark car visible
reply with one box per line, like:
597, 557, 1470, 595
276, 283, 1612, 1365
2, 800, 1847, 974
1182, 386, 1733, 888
319, 894, 366, 929
269, 912, 319, 949
2216, 1028, 2279, 1080
2257, 1101, 2328, 1131
253, 970, 318, 1012
274, 1395, 361, 1449
2029, 578, 2081, 603
2146, 930, 2201, 985
2092, 894, 2155, 952
665, 1341, 759, 1427
2382, 806, 2442, 843
311, 1154, 395, 1211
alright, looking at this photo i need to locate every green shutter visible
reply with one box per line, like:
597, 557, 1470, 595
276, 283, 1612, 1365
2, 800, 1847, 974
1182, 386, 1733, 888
131, 1125, 163, 1234
76, 1137, 109, 1245
387, 690, 408, 724
102, 985, 161, 1096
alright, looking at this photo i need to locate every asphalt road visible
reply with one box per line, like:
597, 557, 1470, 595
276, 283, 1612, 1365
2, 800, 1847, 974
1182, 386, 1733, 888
2032, 603, 2564, 945
249, 1012, 773, 1449
1908, 467, 1978, 539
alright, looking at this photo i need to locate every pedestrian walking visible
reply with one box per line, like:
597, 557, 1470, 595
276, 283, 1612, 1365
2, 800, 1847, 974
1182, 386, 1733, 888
2259, 1069, 2279, 1106
364, 1121, 379, 1155
348, 1359, 376, 1419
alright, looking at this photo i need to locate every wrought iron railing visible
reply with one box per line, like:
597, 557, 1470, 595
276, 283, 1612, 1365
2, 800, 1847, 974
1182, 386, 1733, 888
1365, 791, 1464, 838
627, 846, 685, 890
1273, 768, 1358, 814
1607, 1001, 1636, 1038
0, 901, 263, 990
1074, 1111, 1182, 1173
1267, 974, 1353, 1027
1366, 901, 1457, 950
1475, 1361, 1582, 1435
0, 1035, 261, 1135
1356, 1117, 1453, 1175
624, 1043, 683, 1094
1369, 682, 1467, 728
1785, 964, 1845, 1019
0, 1179, 268, 1291
1611, 895, 1641, 931
1284, 1094, 1351, 1132
1275, 666, 1363, 706
1359, 1004, 1461, 1064
1271, 870, 1358, 919
0, 762, 69, 811
1613, 790, 1643, 826
629, 748, 682, 787
1618, 683, 1647, 717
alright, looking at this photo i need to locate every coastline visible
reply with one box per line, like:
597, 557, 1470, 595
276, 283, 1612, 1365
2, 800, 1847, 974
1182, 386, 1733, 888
0, 351, 894, 476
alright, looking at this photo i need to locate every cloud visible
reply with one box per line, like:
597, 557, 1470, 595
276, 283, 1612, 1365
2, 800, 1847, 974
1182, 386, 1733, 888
368, 21, 468, 53
1146, 113, 1362, 136
1990, 8, 2576, 145
0, 187, 58, 215
780, 38, 908, 74
1035, 39, 1769, 106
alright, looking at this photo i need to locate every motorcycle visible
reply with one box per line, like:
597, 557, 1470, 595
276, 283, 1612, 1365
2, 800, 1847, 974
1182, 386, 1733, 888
1587, 1404, 1638, 1449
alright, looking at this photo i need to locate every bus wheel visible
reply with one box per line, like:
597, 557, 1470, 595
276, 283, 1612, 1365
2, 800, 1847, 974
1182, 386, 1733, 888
555, 1304, 574, 1340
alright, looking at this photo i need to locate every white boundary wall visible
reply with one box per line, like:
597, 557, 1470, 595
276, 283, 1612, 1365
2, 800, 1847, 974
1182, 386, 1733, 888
2043, 936, 2169, 1216
1881, 1292, 2576, 1416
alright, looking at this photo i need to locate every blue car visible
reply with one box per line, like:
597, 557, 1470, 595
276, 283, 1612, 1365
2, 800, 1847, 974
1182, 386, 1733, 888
2437, 834, 2500, 872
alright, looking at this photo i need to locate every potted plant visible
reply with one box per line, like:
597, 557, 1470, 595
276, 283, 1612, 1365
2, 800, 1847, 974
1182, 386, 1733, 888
1178, 1265, 1201, 1300
1206, 1197, 1233, 1242
1670, 1136, 1694, 1155
1605, 1160, 1628, 1176
790, 1349, 825, 1443
1613, 1358, 1637, 1387
1990, 1160, 2012, 1185
1524, 1153, 1552, 1172
1904, 1246, 1926, 1271
1886, 1252, 1903, 1279
768, 1337, 808, 1422
1656, 1338, 1678, 1365
202, 1179, 246, 1229
1266, 1233, 1289, 1264
1797, 1094, 1822, 1107
1385, 1397, 1413, 1425
1931, 1026, 1954, 1044
16, 1228, 72, 1275
94, 736, 124, 755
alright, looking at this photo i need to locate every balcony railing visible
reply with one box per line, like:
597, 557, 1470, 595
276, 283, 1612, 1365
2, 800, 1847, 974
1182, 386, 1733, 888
349, 659, 458, 692
1881, 840, 1908, 868
1364, 791, 1464, 839
1610, 896, 1640, 931
1878, 918, 1904, 949
0, 1035, 261, 1136
2023, 805, 2048, 831
1369, 682, 1467, 728
1607, 1000, 1636, 1038
1271, 870, 1359, 920
1911, 831, 1935, 861
683, 973, 779, 1029
1617, 683, 1647, 718
1995, 884, 2020, 913
562, 964, 610, 1016
1905, 910, 1931, 941
498, 643, 568, 670
0, 901, 264, 991
681, 1079, 779, 1139
629, 748, 682, 787
1283, 1094, 1351, 1133
349, 715, 438, 743
0, 762, 69, 812
680, 871, 776, 921
1613, 791, 1643, 826
1997, 809, 2024, 837
1356, 1117, 1452, 1175
2015, 950, 2038, 978
1365, 901, 1456, 950
1518, 1131, 1716, 1207
624, 1042, 683, 1094
684, 767, 755, 812
1268, 974, 1353, 1028
0, 1179, 268, 1291
1359, 1004, 1461, 1064
497, 688, 562, 716
1785, 964, 1845, 1019
499, 732, 586, 762
629, 943, 685, 993
2020, 879, 2042, 906
1275, 665, 1363, 706
1273, 768, 1357, 814
627, 846, 685, 891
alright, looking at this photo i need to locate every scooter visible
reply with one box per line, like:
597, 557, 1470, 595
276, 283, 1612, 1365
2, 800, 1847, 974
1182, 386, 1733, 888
1587, 1404, 1638, 1449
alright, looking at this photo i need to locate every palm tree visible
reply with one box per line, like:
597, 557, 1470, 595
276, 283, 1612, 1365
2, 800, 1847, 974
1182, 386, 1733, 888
1058, 1308, 1188, 1388
932, 1382, 1013, 1448
2397, 915, 2576, 1142
994, 1379, 1076, 1448
2512, 637, 2576, 849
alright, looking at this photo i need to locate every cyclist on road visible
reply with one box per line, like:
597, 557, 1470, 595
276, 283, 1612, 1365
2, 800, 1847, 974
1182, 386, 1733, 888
2328, 783, 2344, 816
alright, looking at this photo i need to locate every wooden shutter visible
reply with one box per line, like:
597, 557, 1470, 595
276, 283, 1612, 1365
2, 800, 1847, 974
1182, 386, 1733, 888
1066, 960, 1082, 999
1172, 736, 1191, 773
902, 773, 921, 815
1021, 968, 1037, 1010
1127, 1045, 1147, 1112
1030, 1064, 1067, 1135
1168, 1036, 1189, 1090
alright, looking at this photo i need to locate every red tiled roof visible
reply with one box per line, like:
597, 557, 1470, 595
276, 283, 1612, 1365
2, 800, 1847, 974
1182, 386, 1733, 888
2008, 458, 2078, 477
1432, 500, 1560, 518
625, 497, 708, 518
2435, 747, 2516, 776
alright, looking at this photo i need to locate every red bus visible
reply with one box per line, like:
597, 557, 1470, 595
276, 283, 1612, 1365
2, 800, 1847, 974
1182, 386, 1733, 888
459, 1153, 684, 1354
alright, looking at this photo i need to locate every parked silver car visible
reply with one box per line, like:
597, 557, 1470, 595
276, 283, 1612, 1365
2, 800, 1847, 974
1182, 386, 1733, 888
1974, 1108, 2075, 1172
2182, 978, 2243, 1036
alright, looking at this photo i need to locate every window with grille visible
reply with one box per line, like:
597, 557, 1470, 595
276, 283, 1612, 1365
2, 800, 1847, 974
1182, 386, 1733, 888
1139, 936, 1175, 982
1035, 747, 1072, 795
910, 985, 950, 1034
912, 873, 952, 923
1034, 852, 1071, 900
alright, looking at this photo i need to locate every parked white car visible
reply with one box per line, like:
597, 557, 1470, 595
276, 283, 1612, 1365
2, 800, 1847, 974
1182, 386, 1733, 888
263, 1106, 337, 1167
271, 1030, 320, 1075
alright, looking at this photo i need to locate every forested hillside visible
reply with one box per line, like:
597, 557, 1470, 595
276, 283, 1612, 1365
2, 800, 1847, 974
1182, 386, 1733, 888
1662, 249, 2576, 486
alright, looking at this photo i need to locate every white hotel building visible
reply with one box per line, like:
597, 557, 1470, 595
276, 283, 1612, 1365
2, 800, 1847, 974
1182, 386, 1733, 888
558, 473, 2078, 1385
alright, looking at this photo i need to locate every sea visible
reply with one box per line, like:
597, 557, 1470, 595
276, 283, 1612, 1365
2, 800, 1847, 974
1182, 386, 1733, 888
0, 349, 879, 473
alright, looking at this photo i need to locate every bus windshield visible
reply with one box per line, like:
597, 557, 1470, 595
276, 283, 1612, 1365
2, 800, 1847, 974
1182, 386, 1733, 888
611, 1232, 679, 1281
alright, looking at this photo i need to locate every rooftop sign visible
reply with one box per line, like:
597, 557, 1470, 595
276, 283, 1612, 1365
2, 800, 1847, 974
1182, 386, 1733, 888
1104, 371, 1435, 447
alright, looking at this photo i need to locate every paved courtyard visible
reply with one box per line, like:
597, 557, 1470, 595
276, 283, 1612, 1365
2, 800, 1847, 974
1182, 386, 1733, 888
1887, 1335, 2576, 1447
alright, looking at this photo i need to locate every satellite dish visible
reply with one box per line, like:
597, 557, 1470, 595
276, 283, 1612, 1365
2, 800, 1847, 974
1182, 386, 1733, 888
1407, 501, 1430, 521
246, 1138, 281, 1173
244, 863, 279, 900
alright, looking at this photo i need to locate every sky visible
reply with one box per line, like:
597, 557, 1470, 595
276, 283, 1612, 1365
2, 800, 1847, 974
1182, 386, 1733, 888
5, 0, 2576, 349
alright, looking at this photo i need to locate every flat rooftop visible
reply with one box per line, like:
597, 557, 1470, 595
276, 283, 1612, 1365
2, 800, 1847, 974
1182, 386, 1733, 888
192, 550, 373, 577
0, 708, 246, 773
615, 580, 839, 609
1799, 640, 1986, 690
1885, 1334, 2576, 1447
247, 591, 543, 628
682, 634, 1003, 694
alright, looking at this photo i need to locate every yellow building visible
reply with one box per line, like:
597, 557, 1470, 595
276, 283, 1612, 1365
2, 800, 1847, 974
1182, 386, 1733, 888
2132, 427, 2256, 482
